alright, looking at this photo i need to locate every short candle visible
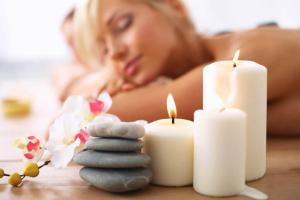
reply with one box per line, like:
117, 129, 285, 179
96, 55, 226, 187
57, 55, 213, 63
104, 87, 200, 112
144, 94, 194, 186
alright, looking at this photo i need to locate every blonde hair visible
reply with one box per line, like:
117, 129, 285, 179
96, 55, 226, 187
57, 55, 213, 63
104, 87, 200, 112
73, 0, 195, 68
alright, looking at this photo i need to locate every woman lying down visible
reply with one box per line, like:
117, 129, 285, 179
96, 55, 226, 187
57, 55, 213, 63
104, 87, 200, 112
57, 0, 300, 136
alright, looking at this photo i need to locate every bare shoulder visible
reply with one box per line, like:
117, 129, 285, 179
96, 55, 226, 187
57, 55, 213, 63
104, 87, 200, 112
222, 27, 300, 63
217, 27, 300, 101
207, 27, 300, 101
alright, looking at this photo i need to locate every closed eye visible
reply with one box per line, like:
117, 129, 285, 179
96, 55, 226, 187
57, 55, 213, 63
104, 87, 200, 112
114, 14, 133, 34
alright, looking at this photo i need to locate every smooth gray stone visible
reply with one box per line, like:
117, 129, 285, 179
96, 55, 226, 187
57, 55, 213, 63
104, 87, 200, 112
80, 167, 152, 192
86, 138, 143, 152
73, 150, 150, 168
87, 122, 145, 139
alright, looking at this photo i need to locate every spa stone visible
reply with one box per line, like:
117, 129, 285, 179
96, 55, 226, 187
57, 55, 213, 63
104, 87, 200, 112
86, 138, 143, 152
87, 122, 145, 139
73, 150, 150, 168
80, 167, 152, 192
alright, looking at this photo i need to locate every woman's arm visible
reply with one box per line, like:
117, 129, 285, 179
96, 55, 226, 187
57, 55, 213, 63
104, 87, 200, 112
110, 61, 300, 136
58, 69, 105, 101
110, 65, 204, 122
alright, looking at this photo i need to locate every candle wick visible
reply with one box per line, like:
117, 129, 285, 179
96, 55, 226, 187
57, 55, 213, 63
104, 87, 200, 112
172, 117, 175, 124
233, 62, 237, 68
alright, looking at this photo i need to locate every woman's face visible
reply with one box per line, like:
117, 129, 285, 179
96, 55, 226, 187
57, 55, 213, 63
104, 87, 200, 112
95, 0, 180, 85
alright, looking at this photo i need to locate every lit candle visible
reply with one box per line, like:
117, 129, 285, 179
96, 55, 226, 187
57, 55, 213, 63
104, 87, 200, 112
194, 108, 247, 196
203, 50, 267, 181
144, 94, 194, 186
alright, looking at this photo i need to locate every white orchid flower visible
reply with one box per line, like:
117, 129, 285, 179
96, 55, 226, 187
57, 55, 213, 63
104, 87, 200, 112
15, 136, 45, 164
47, 91, 114, 168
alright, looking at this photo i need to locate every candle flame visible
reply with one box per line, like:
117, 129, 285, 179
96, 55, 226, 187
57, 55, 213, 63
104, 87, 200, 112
167, 93, 177, 119
232, 49, 240, 67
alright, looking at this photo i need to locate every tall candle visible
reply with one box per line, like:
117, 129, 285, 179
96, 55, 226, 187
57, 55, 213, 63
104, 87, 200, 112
194, 109, 246, 196
144, 94, 194, 186
203, 50, 267, 181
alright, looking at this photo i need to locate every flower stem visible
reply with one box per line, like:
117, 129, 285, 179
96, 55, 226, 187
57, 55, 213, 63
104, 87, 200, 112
38, 160, 51, 169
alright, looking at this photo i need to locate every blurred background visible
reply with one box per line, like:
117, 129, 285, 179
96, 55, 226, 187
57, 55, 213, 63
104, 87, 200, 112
0, 0, 299, 80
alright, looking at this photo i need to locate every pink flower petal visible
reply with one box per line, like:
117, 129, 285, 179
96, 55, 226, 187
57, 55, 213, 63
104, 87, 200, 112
27, 135, 40, 145
89, 100, 104, 114
27, 140, 40, 151
24, 153, 34, 159
27, 136, 37, 140
74, 129, 89, 144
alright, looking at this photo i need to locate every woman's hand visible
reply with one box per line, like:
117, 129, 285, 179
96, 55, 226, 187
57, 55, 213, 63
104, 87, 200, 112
98, 74, 172, 97
95, 69, 172, 97
95, 66, 136, 97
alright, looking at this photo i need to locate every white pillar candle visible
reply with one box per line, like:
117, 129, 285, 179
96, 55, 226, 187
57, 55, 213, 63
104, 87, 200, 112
144, 94, 194, 186
203, 51, 267, 181
194, 109, 246, 197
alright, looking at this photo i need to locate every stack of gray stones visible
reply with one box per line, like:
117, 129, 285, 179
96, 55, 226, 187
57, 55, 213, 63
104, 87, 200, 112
73, 121, 152, 193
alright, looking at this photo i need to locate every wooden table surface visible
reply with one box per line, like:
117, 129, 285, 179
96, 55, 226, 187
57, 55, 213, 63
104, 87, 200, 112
0, 138, 299, 200
1, 80, 300, 200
